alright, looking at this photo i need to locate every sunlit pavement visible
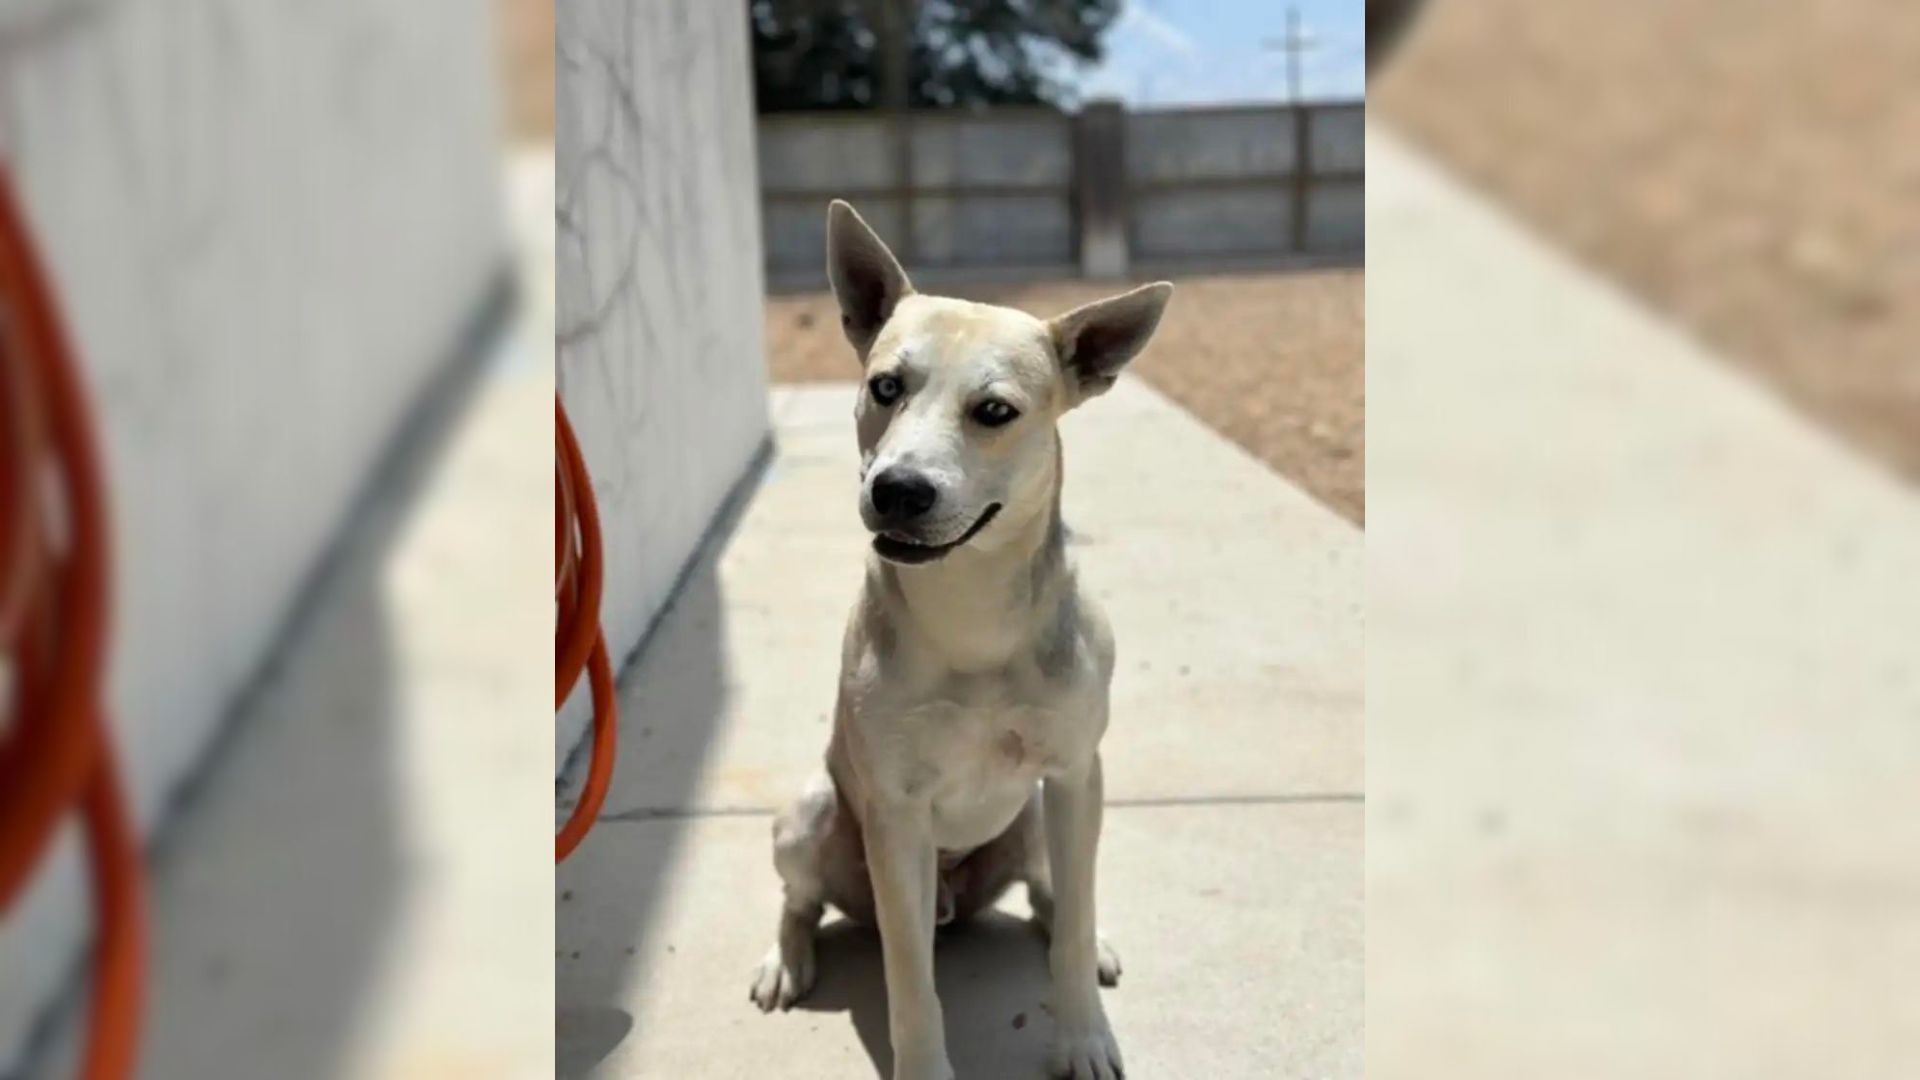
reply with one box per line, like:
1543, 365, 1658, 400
554, 372, 1364, 1078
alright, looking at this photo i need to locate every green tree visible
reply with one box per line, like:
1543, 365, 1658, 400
750, 0, 1122, 113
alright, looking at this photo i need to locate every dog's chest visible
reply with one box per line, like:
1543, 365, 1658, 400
897, 670, 1092, 849
911, 681, 1067, 776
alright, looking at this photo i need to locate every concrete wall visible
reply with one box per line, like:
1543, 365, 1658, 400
554, 1, 770, 764
1128, 103, 1364, 258
0, 0, 506, 1070
759, 101, 1364, 282
760, 109, 1076, 275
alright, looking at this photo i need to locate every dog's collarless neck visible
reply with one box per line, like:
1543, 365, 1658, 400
877, 498, 1069, 666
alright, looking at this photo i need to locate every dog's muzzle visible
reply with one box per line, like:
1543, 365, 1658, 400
871, 503, 1002, 565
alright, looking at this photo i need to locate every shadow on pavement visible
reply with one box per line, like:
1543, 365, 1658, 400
799, 911, 1061, 1079
554, 455, 769, 1076
118, 293, 510, 1080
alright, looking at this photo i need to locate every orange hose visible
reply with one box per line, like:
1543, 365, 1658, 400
0, 168, 145, 1078
555, 397, 616, 861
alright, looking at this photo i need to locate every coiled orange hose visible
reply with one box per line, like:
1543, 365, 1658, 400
0, 168, 145, 1079
554, 397, 615, 861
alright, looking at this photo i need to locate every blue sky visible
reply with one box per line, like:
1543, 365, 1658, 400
1069, 0, 1365, 106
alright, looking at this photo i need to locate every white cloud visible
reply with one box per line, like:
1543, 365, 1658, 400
1115, 1, 1199, 58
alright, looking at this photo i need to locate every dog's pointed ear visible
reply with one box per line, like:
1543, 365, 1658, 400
826, 200, 913, 354
1049, 282, 1173, 405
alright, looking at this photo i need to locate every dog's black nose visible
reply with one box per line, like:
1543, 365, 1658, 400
870, 468, 938, 523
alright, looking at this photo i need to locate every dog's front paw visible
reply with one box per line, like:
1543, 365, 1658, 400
1096, 935, 1122, 987
747, 943, 815, 1012
1049, 1018, 1124, 1080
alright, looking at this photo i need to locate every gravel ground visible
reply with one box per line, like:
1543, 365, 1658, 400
1376, 0, 1920, 484
766, 270, 1367, 524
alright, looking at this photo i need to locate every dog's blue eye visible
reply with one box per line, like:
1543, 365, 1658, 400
971, 400, 1018, 427
869, 374, 902, 405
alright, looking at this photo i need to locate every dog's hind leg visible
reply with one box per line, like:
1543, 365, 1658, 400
750, 771, 837, 1011
943, 827, 1027, 927
1019, 789, 1122, 988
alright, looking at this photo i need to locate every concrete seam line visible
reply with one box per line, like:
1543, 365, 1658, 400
592, 792, 1366, 822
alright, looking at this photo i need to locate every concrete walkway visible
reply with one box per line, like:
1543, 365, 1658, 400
555, 379, 1364, 1078
1367, 126, 1920, 1078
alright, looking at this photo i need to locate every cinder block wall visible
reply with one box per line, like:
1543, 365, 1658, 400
0, 0, 506, 1068
554, 0, 770, 765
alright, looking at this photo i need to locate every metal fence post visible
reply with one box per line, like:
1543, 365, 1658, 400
1073, 99, 1129, 279
1291, 102, 1313, 251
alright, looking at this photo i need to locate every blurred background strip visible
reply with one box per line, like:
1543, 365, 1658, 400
1, 1, 552, 1075
0, 161, 145, 1080
1370, 1, 1920, 1076
1376, 0, 1920, 487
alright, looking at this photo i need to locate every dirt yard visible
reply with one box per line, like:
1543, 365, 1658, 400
1376, 0, 1920, 486
497, 0, 553, 143
766, 270, 1366, 524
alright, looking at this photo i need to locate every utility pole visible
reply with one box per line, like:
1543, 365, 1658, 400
1262, 6, 1317, 106
1263, 6, 1318, 250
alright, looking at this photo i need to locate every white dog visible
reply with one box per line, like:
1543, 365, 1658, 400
750, 200, 1171, 1080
